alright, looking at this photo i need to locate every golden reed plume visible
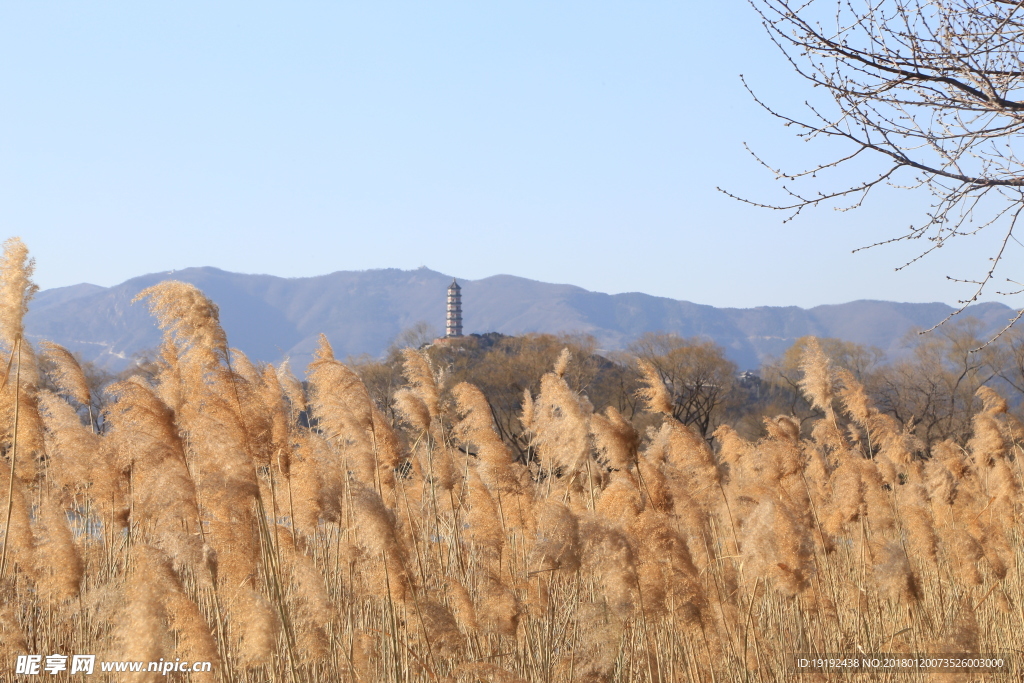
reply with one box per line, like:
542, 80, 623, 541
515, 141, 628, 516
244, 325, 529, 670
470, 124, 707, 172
0, 241, 1022, 682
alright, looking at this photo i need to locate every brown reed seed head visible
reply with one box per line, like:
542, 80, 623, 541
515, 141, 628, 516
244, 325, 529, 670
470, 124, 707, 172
519, 387, 535, 432
553, 347, 571, 378
232, 587, 281, 668
798, 337, 835, 419
33, 494, 83, 602
532, 371, 593, 479
635, 358, 673, 416
453, 381, 525, 494
394, 387, 431, 433
116, 547, 173, 672
0, 468, 37, 578
591, 406, 639, 471
307, 333, 374, 437
0, 237, 38, 346
476, 571, 521, 636
37, 390, 105, 500
133, 281, 230, 374
401, 347, 440, 419
835, 367, 871, 426
276, 358, 307, 413
530, 500, 582, 574
39, 341, 91, 406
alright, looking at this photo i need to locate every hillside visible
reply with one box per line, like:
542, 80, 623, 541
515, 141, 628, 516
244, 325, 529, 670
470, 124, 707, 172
24, 266, 1017, 371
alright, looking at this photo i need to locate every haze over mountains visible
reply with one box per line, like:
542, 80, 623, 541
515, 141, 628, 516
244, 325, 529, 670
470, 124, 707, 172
25, 266, 1017, 372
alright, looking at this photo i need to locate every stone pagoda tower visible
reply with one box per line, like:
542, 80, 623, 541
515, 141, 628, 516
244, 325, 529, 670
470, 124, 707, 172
446, 279, 463, 338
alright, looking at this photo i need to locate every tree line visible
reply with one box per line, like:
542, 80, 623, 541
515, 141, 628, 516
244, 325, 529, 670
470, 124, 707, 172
57, 317, 1024, 458
351, 319, 1024, 456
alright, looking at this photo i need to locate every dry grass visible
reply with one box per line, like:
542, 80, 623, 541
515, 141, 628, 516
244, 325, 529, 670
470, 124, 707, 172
1, 240, 1023, 681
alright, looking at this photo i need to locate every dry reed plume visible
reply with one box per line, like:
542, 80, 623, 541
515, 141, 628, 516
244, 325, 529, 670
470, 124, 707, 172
1, 242, 1023, 681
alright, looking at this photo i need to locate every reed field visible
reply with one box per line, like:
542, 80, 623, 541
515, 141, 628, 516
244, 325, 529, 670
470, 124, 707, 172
1, 236, 1023, 682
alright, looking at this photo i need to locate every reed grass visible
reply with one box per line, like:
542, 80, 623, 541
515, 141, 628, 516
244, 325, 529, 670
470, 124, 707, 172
1, 240, 1022, 681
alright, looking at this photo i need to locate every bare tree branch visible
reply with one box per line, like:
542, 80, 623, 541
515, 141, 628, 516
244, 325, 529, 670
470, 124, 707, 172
726, 0, 1024, 334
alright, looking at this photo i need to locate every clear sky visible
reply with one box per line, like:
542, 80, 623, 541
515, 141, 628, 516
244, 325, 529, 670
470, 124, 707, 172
2, 1, 1021, 310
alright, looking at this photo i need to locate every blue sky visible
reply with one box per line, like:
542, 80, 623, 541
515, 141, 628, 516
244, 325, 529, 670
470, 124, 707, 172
2, 1, 1020, 310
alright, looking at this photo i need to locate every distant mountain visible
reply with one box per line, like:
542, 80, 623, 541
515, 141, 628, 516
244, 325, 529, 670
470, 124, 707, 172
23, 266, 1018, 372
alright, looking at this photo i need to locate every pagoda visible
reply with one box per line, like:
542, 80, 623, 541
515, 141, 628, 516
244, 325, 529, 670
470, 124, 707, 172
446, 279, 463, 338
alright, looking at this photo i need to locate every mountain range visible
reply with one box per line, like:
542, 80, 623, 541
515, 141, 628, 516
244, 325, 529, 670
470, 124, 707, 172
24, 266, 1018, 372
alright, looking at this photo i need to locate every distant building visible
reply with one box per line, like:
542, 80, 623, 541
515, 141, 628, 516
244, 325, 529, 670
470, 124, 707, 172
737, 370, 762, 399
738, 370, 761, 385
446, 279, 463, 338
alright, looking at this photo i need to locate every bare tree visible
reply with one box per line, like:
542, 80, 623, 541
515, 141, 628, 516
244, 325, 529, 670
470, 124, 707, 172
629, 333, 737, 436
873, 317, 1002, 446
726, 0, 1024, 330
